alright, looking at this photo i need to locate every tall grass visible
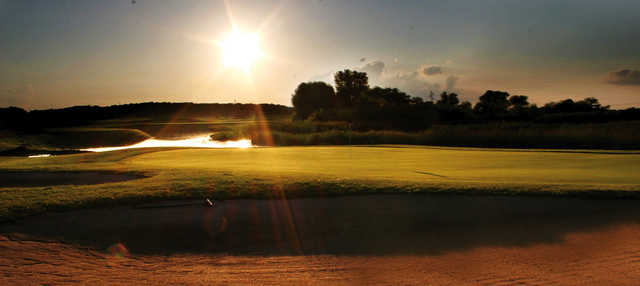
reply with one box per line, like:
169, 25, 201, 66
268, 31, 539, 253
246, 121, 640, 149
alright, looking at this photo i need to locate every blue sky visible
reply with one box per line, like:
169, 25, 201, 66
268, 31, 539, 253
1, 0, 639, 109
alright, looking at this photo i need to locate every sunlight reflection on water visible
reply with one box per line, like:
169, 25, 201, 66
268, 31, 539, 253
81, 135, 252, 152
27, 154, 52, 158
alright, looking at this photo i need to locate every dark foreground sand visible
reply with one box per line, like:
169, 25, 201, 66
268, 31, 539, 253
2, 195, 640, 285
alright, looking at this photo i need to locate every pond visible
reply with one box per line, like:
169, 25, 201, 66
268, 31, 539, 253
80, 135, 252, 152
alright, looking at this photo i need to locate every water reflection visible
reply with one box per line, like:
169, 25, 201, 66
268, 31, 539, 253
27, 154, 52, 158
81, 135, 252, 152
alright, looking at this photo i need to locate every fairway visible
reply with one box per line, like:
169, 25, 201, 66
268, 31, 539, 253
130, 146, 640, 186
1, 146, 639, 220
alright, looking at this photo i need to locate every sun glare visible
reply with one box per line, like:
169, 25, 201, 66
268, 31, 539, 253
220, 29, 264, 72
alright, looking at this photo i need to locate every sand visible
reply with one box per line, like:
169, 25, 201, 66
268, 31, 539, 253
2, 195, 640, 285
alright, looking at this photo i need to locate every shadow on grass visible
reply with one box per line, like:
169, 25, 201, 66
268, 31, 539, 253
0, 170, 147, 188
2, 194, 640, 256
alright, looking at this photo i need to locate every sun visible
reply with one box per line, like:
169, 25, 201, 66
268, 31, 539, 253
219, 29, 264, 72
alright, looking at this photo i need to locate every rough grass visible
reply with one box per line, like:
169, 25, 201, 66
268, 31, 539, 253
256, 122, 640, 149
205, 121, 640, 149
1, 146, 639, 221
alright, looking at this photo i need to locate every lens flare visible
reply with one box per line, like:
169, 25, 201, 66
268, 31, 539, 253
107, 243, 129, 258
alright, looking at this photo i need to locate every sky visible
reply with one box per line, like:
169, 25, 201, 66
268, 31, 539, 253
1, 0, 639, 110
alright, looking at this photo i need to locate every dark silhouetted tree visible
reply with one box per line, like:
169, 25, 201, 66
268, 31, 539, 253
437, 92, 460, 107
544, 97, 609, 114
576, 97, 608, 111
410, 96, 424, 105
474, 90, 511, 118
543, 99, 575, 113
334, 69, 369, 107
291, 82, 336, 120
508, 95, 529, 108
365, 87, 411, 107
434, 92, 474, 121
508, 95, 534, 120
459, 101, 472, 113
0, 107, 28, 129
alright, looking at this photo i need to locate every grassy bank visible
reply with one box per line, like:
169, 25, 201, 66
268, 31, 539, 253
0, 128, 151, 153
1, 146, 639, 221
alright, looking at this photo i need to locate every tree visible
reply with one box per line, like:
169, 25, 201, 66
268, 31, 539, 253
576, 97, 608, 111
409, 96, 424, 105
436, 92, 460, 107
365, 87, 411, 107
334, 69, 369, 107
0, 106, 29, 129
507, 95, 533, 120
543, 99, 575, 113
434, 92, 473, 122
508, 95, 529, 108
457, 101, 474, 120
474, 90, 511, 117
291, 82, 336, 120
544, 97, 609, 114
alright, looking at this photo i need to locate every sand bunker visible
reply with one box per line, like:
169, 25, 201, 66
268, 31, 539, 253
3, 195, 640, 255
0, 171, 146, 188
2, 195, 640, 285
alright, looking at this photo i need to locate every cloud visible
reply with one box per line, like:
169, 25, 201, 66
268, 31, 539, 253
422, 66, 443, 76
385, 71, 441, 98
341, 61, 464, 99
360, 61, 385, 78
445, 75, 458, 91
355, 61, 466, 98
607, 69, 640, 86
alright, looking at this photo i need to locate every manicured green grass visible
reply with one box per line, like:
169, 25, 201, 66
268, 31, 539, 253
1, 146, 639, 221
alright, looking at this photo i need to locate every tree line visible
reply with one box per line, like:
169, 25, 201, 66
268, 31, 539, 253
0, 102, 292, 130
292, 69, 640, 130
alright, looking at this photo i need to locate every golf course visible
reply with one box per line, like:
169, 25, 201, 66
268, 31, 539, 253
4, 1, 640, 283
1, 145, 639, 221
1, 144, 640, 285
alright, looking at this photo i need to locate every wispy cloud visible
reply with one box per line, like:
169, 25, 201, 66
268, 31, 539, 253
357, 61, 462, 98
445, 75, 458, 91
607, 69, 640, 86
422, 66, 442, 76
360, 61, 385, 78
